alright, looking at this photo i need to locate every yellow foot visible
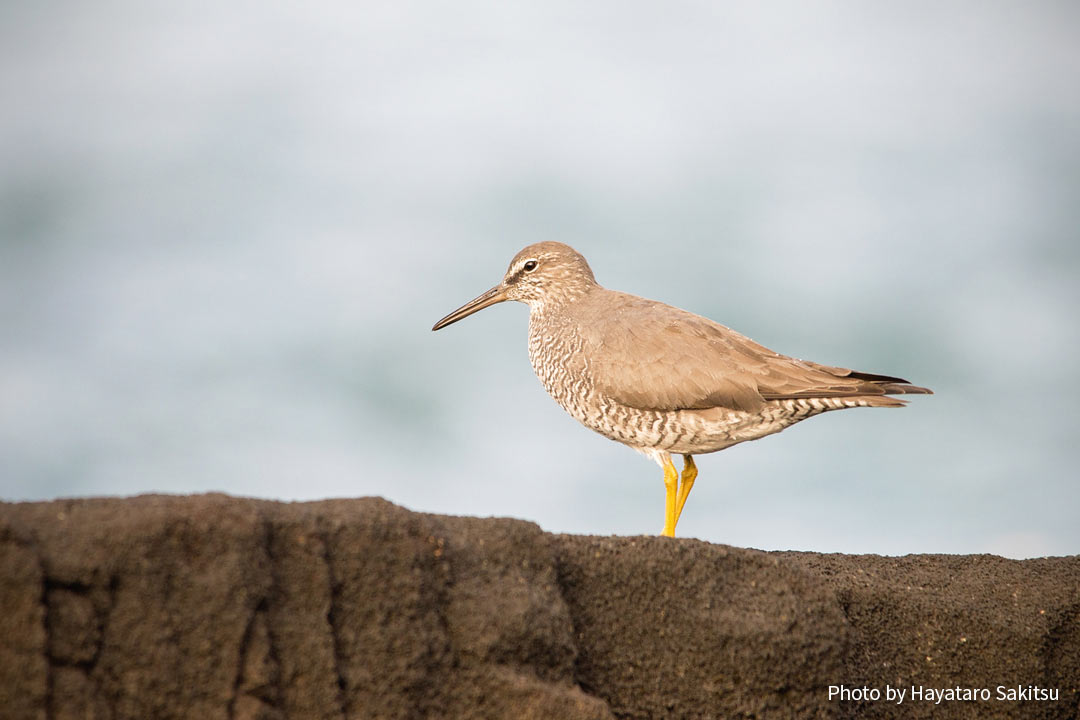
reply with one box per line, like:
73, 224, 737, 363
675, 455, 697, 525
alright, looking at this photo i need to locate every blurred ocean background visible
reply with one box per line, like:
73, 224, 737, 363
2, 2, 1078, 558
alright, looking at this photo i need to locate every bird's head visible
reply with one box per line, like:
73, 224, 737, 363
432, 242, 597, 331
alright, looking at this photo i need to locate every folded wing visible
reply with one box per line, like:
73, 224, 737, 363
579, 291, 931, 414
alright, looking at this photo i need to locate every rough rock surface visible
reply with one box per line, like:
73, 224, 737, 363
1, 495, 1076, 719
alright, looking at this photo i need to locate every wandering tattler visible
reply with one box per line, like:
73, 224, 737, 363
432, 242, 931, 537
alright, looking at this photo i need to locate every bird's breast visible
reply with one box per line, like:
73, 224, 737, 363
527, 314, 671, 448
527, 316, 592, 418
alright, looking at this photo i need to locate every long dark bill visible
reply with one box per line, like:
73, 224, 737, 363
431, 285, 509, 331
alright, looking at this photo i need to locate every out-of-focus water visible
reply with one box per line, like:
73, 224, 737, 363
2, 2, 1078, 558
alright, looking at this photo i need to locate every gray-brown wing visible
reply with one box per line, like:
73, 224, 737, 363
579, 291, 926, 414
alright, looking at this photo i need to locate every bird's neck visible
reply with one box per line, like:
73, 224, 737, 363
525, 282, 599, 320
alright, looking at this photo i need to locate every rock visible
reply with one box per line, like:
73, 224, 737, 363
0, 495, 1076, 719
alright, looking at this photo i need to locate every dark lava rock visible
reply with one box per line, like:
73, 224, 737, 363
0, 495, 1076, 719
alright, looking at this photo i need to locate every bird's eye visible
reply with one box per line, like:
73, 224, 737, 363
523, 260, 538, 272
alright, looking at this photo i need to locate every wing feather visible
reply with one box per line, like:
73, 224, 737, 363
578, 291, 929, 413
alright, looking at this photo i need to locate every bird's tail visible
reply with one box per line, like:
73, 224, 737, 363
844, 370, 933, 397
796, 363, 934, 404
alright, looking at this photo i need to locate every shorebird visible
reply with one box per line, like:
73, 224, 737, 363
432, 242, 931, 537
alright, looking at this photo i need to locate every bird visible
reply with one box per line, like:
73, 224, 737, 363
431, 242, 931, 538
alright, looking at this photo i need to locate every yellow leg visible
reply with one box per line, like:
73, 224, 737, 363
661, 456, 678, 537
675, 455, 697, 526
